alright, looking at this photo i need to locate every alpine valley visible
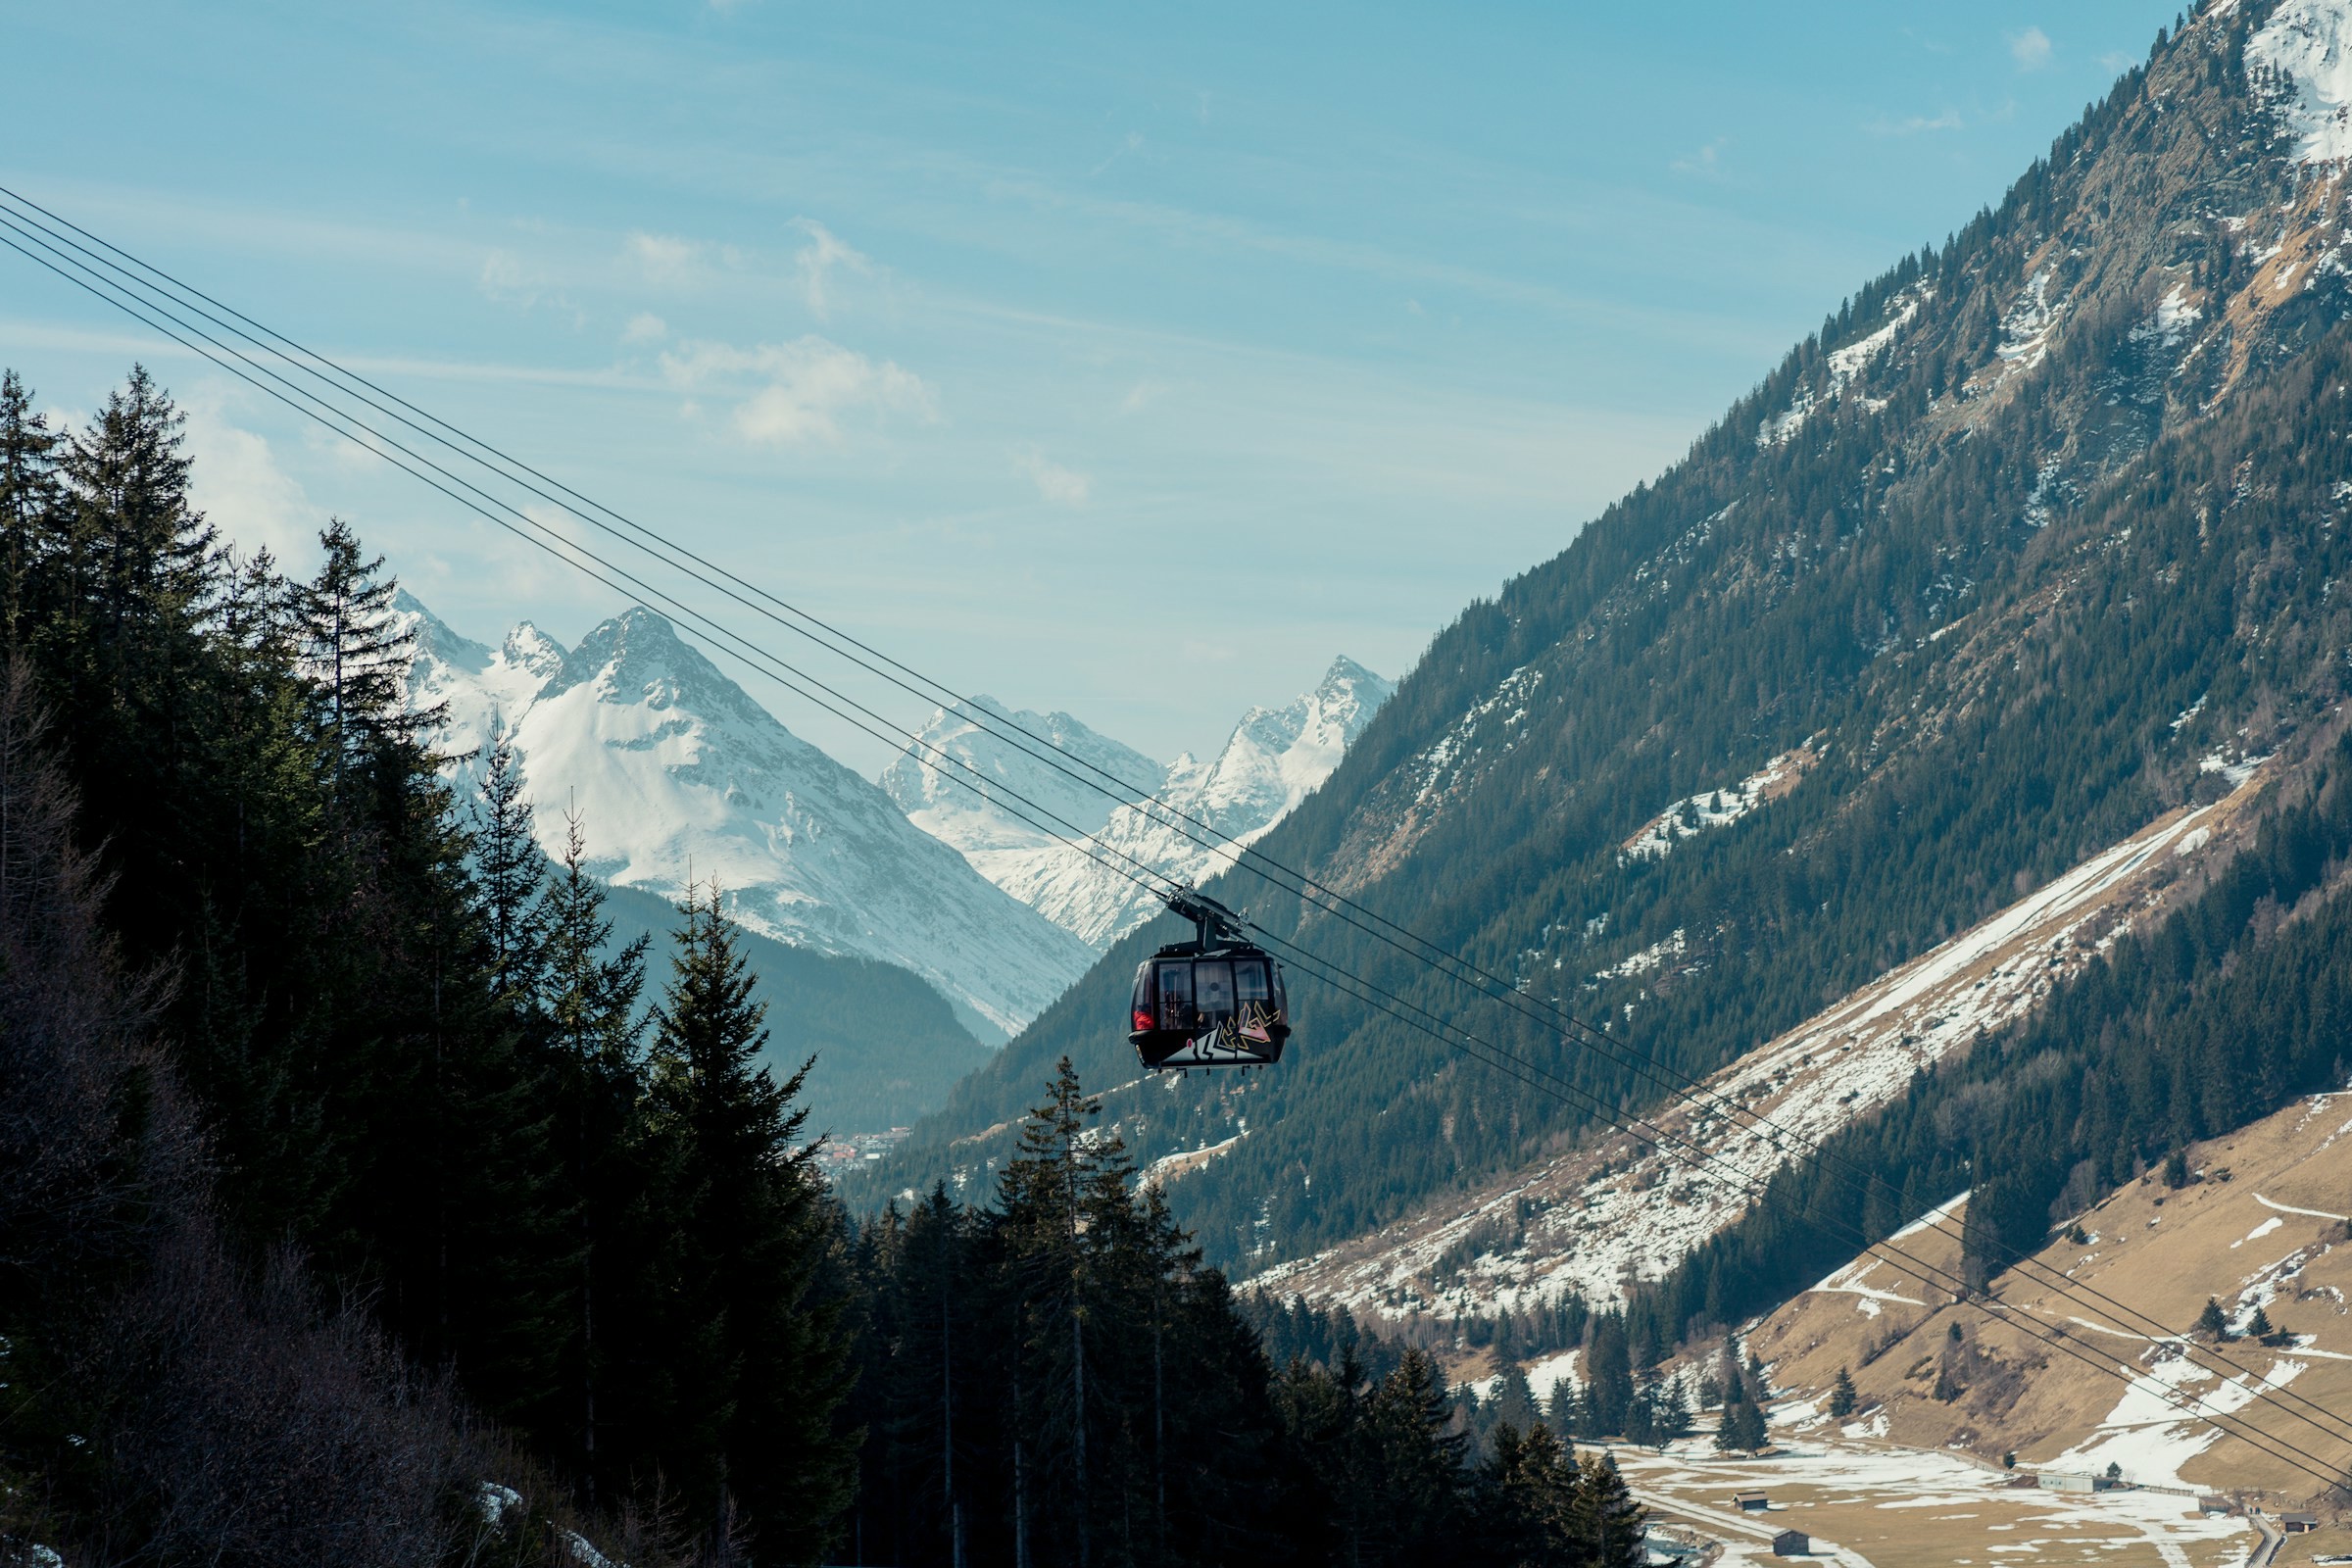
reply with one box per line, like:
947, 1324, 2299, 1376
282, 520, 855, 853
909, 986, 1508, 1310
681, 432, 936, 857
853, 0, 2352, 1510
396, 591, 1388, 1131
24, 4, 2352, 1564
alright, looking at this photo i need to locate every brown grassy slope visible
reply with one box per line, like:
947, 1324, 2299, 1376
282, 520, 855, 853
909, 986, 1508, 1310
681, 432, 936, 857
1751, 1089, 2352, 1509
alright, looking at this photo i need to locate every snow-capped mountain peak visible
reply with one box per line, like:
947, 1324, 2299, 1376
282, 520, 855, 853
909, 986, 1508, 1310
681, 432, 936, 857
889, 658, 1394, 949
398, 595, 1095, 1038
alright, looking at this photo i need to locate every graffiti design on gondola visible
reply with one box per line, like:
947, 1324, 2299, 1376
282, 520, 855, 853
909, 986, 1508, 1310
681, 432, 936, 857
1126, 889, 1292, 1071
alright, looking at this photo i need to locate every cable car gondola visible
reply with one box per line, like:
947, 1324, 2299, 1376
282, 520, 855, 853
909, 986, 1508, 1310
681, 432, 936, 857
1128, 890, 1290, 1070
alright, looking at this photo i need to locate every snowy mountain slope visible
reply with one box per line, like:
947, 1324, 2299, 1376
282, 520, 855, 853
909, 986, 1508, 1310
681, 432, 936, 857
396, 595, 1096, 1038
885, 658, 1394, 948
880, 698, 1167, 940
1250, 771, 2268, 1318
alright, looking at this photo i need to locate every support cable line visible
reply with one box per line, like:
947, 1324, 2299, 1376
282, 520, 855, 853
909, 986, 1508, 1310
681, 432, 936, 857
11, 197, 2352, 1478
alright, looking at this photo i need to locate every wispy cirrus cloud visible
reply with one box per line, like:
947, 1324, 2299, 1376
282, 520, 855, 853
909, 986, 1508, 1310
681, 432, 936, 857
1013, 447, 1091, 507
1867, 107, 1966, 137
793, 220, 871, 318
1671, 136, 1730, 178
2009, 26, 2054, 72
660, 335, 935, 447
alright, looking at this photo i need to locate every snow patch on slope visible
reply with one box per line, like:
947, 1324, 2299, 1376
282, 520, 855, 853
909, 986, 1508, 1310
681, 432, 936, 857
1254, 782, 2255, 1318
1758, 288, 1926, 446
1621, 747, 1817, 862
2251, 0, 2352, 166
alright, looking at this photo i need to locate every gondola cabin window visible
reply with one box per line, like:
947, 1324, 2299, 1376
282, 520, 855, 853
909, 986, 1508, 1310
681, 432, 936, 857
1195, 960, 1235, 1019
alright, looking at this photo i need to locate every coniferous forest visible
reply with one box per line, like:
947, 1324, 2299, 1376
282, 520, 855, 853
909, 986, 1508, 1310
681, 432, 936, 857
0, 365, 1645, 1565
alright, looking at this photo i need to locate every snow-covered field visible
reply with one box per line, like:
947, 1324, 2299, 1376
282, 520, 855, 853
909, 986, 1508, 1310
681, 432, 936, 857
1618, 1414, 2254, 1568
1252, 777, 2261, 1318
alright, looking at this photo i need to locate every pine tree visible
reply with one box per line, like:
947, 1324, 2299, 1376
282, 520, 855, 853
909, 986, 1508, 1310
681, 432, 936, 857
292, 517, 429, 779
1716, 1396, 1767, 1453
1470, 1421, 1581, 1567
647, 879, 856, 1563
1578, 1313, 1633, 1437
1829, 1366, 1857, 1418
1490, 1364, 1541, 1437
1356, 1348, 1468, 1564
531, 808, 648, 1492
2247, 1304, 2275, 1340
1652, 1373, 1690, 1448
2198, 1298, 2230, 1339
474, 727, 546, 1008
1543, 1375, 1579, 1439
1566, 1449, 1647, 1567
56, 365, 216, 708
0, 369, 62, 646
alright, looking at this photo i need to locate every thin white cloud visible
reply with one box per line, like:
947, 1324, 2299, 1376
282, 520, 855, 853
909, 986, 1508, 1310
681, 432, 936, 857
624, 230, 704, 287
661, 336, 935, 447
181, 395, 323, 567
1867, 108, 1966, 136
1671, 136, 1731, 178
1014, 448, 1091, 507
1091, 131, 1146, 178
479, 248, 568, 312
793, 220, 871, 319
623, 312, 669, 343
2010, 26, 2053, 72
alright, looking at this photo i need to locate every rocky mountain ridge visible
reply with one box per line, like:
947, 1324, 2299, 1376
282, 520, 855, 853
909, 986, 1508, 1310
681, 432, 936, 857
882, 657, 1394, 948
397, 593, 1096, 1040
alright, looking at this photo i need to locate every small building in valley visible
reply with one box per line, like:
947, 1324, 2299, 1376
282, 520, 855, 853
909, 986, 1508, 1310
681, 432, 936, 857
1771, 1528, 1810, 1556
1733, 1490, 1770, 1511
2280, 1511, 2321, 1534
2040, 1472, 2117, 1494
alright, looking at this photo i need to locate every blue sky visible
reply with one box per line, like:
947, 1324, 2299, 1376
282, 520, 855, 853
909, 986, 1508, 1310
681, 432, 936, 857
7, 0, 2176, 772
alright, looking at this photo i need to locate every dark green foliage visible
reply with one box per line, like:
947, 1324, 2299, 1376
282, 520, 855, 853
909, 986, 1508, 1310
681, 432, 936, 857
2164, 1150, 2191, 1189
1715, 1396, 1768, 1453
596, 879, 992, 1137
0, 366, 859, 1564
1572, 1313, 1634, 1438
1828, 1367, 1857, 1418
644, 884, 858, 1561
1469, 1423, 1582, 1567
843, 1060, 1298, 1567
1567, 1454, 1646, 1568
1628, 732, 2352, 1349
2199, 1298, 2230, 1340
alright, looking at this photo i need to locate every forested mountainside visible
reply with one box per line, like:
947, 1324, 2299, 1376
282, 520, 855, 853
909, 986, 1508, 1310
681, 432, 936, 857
597, 882, 990, 1135
858, 1, 2352, 1292
0, 365, 1658, 1566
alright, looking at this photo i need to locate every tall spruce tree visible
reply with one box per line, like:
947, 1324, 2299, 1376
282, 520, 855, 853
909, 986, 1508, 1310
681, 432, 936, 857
512, 798, 642, 1482
1565, 1452, 1646, 1567
1470, 1422, 1581, 1567
0, 369, 62, 646
648, 879, 855, 1564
